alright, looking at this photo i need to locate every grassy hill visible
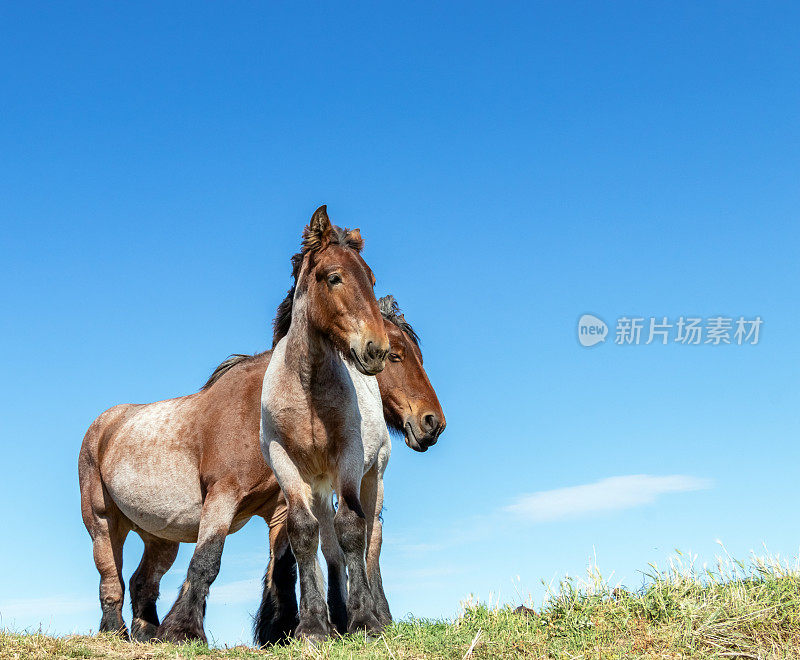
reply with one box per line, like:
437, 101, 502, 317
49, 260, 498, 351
3, 552, 800, 659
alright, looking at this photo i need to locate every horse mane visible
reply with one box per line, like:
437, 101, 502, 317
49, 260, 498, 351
201, 351, 270, 390
272, 221, 365, 347
378, 295, 421, 349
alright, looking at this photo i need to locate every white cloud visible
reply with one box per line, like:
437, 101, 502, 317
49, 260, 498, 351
504, 474, 712, 522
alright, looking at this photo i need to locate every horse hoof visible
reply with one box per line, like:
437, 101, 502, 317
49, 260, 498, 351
295, 628, 329, 645
99, 627, 130, 641
99, 614, 130, 640
156, 620, 207, 644
347, 612, 384, 636
130, 618, 159, 642
295, 620, 333, 644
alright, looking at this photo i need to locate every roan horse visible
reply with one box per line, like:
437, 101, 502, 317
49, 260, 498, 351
254, 262, 444, 645
253, 293, 443, 645
78, 208, 444, 643
260, 206, 399, 640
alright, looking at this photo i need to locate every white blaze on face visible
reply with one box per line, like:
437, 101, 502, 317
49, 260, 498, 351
349, 319, 368, 358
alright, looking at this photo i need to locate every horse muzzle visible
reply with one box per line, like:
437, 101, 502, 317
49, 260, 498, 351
350, 339, 389, 376
404, 412, 445, 452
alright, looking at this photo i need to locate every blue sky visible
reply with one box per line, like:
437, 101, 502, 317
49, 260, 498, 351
1, 0, 799, 647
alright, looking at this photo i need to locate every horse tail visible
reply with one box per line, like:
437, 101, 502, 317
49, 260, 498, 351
253, 521, 298, 646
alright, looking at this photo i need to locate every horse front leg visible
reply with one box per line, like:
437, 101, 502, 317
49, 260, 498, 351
157, 490, 237, 643
313, 494, 348, 635
263, 440, 333, 642
361, 464, 392, 627
334, 474, 382, 635
283, 489, 333, 642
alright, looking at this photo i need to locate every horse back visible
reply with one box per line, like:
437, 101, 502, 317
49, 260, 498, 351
79, 352, 279, 541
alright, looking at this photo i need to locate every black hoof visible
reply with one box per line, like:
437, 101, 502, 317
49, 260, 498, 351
131, 618, 159, 642
347, 611, 384, 636
296, 630, 327, 645
99, 616, 130, 640
156, 618, 207, 644
295, 618, 333, 643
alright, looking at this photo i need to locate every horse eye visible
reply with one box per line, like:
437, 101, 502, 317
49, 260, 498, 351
388, 353, 402, 362
327, 273, 342, 286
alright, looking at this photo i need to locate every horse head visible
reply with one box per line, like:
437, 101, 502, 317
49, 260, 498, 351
377, 295, 446, 452
292, 205, 389, 376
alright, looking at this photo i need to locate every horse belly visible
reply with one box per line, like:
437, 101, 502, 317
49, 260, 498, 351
102, 402, 204, 542
105, 453, 203, 542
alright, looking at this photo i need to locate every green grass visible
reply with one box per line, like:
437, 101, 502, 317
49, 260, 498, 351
4, 551, 800, 658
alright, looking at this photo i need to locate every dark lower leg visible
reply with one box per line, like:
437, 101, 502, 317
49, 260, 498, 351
254, 522, 298, 646
157, 536, 224, 643
314, 495, 347, 635
366, 522, 392, 626
130, 538, 179, 642
287, 504, 331, 641
334, 492, 381, 634
326, 560, 348, 635
363, 470, 391, 625
99, 583, 127, 637
157, 493, 236, 643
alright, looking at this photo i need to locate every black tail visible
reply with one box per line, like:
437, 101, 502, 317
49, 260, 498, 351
253, 544, 299, 646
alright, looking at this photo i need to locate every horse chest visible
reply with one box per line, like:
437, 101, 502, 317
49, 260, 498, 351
261, 339, 389, 479
341, 358, 390, 471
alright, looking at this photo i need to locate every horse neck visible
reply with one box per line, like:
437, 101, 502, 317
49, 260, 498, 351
283, 292, 338, 387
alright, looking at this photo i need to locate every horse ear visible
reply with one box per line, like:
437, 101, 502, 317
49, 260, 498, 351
346, 228, 364, 252
303, 205, 332, 252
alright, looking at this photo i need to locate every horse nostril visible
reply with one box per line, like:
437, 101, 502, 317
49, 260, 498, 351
423, 413, 439, 432
366, 341, 377, 360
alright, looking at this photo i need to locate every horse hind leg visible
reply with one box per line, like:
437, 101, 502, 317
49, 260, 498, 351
157, 489, 237, 644
81, 475, 130, 637
129, 535, 180, 642
93, 521, 129, 637
253, 517, 298, 646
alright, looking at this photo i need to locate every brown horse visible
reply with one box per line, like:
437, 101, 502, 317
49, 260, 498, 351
254, 294, 444, 645
260, 207, 397, 640
78, 209, 444, 643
